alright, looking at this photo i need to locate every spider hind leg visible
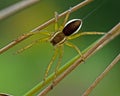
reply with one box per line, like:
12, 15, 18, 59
43, 45, 64, 88
65, 41, 85, 61
43, 47, 59, 83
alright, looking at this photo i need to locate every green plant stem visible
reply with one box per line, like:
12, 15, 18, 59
25, 23, 120, 96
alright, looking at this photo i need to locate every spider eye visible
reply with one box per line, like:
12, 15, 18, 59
62, 19, 82, 36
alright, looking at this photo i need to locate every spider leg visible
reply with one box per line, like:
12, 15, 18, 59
16, 37, 49, 54
68, 31, 105, 40
54, 45, 64, 80
48, 45, 64, 89
65, 41, 84, 60
59, 8, 71, 31
37, 31, 51, 36
29, 29, 51, 37
62, 8, 71, 26
43, 47, 59, 82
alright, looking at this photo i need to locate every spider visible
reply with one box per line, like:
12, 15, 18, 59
16, 9, 105, 83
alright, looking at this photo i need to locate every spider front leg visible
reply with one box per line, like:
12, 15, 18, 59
59, 8, 71, 31
54, 8, 71, 32
62, 8, 71, 26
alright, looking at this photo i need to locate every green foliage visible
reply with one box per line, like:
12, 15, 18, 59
0, 0, 120, 96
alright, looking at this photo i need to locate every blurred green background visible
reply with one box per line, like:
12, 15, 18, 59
0, 0, 120, 96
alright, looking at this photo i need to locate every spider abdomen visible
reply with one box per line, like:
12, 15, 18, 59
63, 19, 82, 36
